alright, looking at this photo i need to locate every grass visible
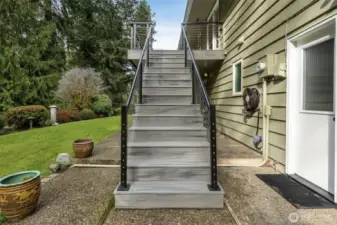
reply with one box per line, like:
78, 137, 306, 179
0, 116, 121, 178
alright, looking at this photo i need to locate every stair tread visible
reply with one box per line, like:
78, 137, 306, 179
129, 126, 207, 131
128, 159, 209, 167
143, 78, 191, 80
116, 181, 223, 194
143, 86, 191, 88
135, 104, 199, 106
128, 141, 209, 147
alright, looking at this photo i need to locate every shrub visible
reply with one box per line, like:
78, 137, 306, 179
56, 68, 105, 110
69, 111, 82, 121
5, 105, 49, 129
56, 109, 72, 124
91, 94, 112, 117
0, 114, 4, 129
112, 107, 121, 116
80, 109, 96, 120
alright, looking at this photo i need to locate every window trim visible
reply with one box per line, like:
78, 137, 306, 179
232, 59, 243, 96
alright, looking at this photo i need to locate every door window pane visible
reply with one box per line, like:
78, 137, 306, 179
303, 39, 334, 112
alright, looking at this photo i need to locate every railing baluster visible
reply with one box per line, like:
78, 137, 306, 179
184, 38, 187, 67
191, 65, 195, 104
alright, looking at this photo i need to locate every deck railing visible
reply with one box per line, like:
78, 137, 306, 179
180, 22, 222, 50
129, 22, 153, 50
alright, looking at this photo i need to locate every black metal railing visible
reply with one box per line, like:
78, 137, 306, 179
180, 22, 223, 50
118, 25, 153, 191
181, 24, 221, 191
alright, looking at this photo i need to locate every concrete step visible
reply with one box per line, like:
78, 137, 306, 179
132, 114, 202, 127
144, 67, 190, 73
143, 73, 191, 80
128, 126, 207, 142
149, 63, 185, 68
143, 79, 191, 87
114, 181, 224, 208
143, 94, 192, 104
135, 104, 201, 115
150, 58, 185, 63
143, 87, 192, 95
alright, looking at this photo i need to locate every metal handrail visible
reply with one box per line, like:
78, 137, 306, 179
181, 25, 210, 107
118, 25, 152, 191
181, 24, 220, 192
126, 25, 152, 107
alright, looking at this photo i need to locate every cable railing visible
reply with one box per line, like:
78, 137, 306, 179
117, 25, 153, 191
181, 24, 221, 191
180, 22, 223, 50
129, 22, 152, 49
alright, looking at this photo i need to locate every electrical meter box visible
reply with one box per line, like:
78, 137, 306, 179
258, 54, 286, 79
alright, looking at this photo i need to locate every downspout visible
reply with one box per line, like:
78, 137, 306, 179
218, 78, 271, 167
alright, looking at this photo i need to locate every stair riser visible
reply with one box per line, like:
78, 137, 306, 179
144, 68, 190, 73
143, 95, 191, 104
115, 193, 223, 209
132, 116, 203, 127
143, 87, 192, 95
150, 58, 185, 63
128, 147, 209, 160
128, 130, 207, 142
143, 74, 191, 80
135, 105, 200, 115
149, 63, 185, 68
127, 167, 210, 181
143, 80, 191, 86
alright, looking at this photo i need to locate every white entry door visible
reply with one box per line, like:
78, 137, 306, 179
287, 18, 336, 197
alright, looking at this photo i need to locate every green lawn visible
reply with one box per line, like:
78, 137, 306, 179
0, 116, 121, 178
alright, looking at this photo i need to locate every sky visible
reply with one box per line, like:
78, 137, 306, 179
147, 0, 187, 50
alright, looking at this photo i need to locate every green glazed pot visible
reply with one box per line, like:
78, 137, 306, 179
0, 171, 41, 221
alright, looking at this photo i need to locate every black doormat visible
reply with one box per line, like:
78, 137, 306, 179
256, 174, 336, 209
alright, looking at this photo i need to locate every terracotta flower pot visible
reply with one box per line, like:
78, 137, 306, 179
0, 171, 41, 222
73, 139, 94, 158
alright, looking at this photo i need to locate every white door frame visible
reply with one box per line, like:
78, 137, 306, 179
286, 16, 337, 202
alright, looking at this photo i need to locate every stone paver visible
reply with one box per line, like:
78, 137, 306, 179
11, 168, 119, 225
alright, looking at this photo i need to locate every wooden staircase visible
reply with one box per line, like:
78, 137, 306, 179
114, 50, 224, 208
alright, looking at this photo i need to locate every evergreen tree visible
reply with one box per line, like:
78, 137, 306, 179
134, 0, 156, 46
0, 0, 66, 112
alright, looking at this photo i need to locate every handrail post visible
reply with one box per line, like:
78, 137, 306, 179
139, 61, 143, 103
118, 105, 130, 191
130, 24, 134, 48
208, 104, 220, 191
133, 24, 137, 49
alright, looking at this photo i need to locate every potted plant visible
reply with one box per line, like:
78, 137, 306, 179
0, 171, 41, 222
73, 139, 94, 158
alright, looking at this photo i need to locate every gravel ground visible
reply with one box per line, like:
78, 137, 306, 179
9, 168, 119, 225
105, 208, 236, 225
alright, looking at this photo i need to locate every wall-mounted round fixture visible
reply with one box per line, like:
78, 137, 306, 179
256, 62, 266, 73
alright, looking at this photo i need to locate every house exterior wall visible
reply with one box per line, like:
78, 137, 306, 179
209, 0, 337, 167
